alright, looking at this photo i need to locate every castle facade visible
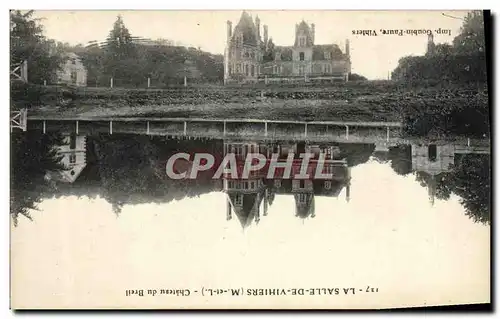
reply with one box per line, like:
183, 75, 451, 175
224, 11, 351, 85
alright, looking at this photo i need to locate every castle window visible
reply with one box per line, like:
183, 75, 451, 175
251, 52, 255, 59
69, 154, 76, 164
71, 71, 78, 84
324, 181, 332, 189
275, 180, 281, 187
428, 144, 437, 162
299, 65, 305, 75
299, 193, 307, 203
235, 194, 243, 206
299, 37, 306, 47
69, 133, 76, 149
236, 64, 241, 73
273, 65, 278, 74
245, 52, 249, 58
324, 64, 331, 73
245, 64, 249, 76
299, 179, 305, 189
299, 52, 305, 61
324, 52, 331, 60
251, 65, 255, 76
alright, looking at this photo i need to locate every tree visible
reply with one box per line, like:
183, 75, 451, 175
453, 10, 485, 54
10, 10, 65, 84
102, 15, 138, 81
451, 154, 490, 225
263, 38, 275, 62
10, 132, 65, 226
348, 73, 368, 81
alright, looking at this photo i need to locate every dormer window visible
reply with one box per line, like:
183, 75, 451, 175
299, 37, 306, 47
324, 52, 331, 60
234, 194, 243, 206
299, 193, 307, 203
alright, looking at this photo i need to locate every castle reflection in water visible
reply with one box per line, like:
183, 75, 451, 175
220, 138, 489, 228
10, 131, 491, 228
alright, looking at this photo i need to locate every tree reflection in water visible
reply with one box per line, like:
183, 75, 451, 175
10, 133, 491, 226
10, 131, 65, 226
388, 144, 491, 225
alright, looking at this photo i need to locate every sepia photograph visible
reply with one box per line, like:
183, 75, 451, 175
9, 7, 491, 310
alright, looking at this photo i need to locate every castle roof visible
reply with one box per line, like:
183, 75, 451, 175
231, 11, 259, 46
294, 20, 314, 47
228, 190, 265, 229
294, 193, 315, 219
312, 44, 345, 60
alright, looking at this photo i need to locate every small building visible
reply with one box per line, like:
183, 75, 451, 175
56, 52, 87, 87
411, 143, 455, 175
45, 134, 87, 183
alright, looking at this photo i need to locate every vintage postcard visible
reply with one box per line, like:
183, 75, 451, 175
9, 9, 491, 310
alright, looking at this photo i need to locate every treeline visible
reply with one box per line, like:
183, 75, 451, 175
391, 11, 488, 83
70, 16, 224, 87
10, 12, 224, 88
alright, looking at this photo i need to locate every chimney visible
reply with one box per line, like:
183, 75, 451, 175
226, 20, 232, 44
345, 39, 350, 58
311, 23, 315, 44
255, 16, 261, 41
263, 25, 268, 47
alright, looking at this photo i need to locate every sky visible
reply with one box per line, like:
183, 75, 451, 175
32, 10, 469, 80
11, 160, 490, 309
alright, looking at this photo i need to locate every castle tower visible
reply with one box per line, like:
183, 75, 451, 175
255, 16, 261, 42
311, 23, 315, 44
428, 175, 436, 207
263, 25, 268, 48
427, 31, 435, 55
226, 20, 232, 45
224, 11, 260, 85
226, 196, 232, 220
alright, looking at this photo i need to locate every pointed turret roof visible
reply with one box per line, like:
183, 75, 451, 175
231, 11, 259, 46
228, 192, 265, 229
294, 193, 315, 219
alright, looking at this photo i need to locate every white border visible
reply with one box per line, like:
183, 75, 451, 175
2, 1, 498, 318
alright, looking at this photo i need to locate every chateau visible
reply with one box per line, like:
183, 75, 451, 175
224, 11, 351, 85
